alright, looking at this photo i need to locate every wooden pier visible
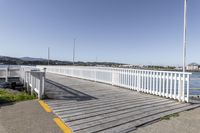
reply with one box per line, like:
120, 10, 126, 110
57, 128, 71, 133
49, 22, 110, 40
43, 73, 199, 133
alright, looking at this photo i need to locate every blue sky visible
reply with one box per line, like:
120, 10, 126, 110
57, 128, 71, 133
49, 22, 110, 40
0, 0, 199, 66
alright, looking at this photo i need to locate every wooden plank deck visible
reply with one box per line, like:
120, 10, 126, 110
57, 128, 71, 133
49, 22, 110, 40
44, 73, 200, 133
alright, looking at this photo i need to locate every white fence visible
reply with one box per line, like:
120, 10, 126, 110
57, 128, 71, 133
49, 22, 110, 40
0, 67, 21, 82
37, 65, 192, 102
20, 66, 45, 99
0, 65, 45, 99
0, 66, 45, 99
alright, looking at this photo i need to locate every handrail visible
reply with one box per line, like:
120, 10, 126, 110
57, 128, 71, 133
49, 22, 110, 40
0, 67, 21, 81
20, 66, 45, 99
0, 66, 45, 99
37, 65, 191, 102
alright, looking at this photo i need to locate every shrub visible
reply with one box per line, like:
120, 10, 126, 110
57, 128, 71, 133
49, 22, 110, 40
0, 89, 35, 104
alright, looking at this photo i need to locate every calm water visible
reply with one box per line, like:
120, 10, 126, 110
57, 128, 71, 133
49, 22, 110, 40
190, 72, 200, 95
0, 65, 21, 68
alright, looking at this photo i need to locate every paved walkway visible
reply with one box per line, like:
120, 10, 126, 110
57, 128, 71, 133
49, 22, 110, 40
44, 73, 200, 133
0, 100, 62, 133
134, 107, 200, 133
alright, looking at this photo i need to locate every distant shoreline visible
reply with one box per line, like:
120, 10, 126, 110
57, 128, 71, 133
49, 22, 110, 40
0, 64, 200, 73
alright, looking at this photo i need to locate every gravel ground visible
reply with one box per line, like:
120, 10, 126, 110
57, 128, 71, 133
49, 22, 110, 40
0, 100, 62, 133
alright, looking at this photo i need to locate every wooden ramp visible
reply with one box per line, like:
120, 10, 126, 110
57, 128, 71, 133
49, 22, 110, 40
44, 73, 200, 133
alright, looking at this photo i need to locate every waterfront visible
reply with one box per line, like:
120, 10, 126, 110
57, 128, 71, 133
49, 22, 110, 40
190, 72, 200, 95
0, 65, 199, 95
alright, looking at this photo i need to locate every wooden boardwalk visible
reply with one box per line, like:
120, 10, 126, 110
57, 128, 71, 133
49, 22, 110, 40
44, 73, 200, 133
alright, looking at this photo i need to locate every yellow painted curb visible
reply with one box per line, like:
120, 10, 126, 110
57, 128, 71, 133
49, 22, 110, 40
54, 118, 73, 133
38, 100, 52, 113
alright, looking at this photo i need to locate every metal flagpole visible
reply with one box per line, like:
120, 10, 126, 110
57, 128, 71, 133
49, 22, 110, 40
48, 47, 50, 65
73, 39, 76, 65
183, 0, 187, 72
182, 0, 188, 101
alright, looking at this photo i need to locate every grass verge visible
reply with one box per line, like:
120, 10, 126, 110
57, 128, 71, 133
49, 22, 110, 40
191, 88, 200, 90
0, 89, 36, 104
160, 113, 179, 120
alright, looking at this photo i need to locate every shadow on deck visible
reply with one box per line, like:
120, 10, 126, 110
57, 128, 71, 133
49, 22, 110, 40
45, 79, 97, 101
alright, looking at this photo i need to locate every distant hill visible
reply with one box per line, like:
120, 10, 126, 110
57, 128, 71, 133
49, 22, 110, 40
20, 57, 47, 61
0, 56, 23, 65
0, 55, 72, 65
0, 55, 125, 66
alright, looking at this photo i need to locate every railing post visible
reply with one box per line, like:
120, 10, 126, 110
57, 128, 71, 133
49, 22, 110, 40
152, 71, 155, 94
182, 73, 185, 101
162, 72, 165, 96
170, 73, 173, 98
166, 72, 169, 97
112, 68, 114, 85
42, 72, 45, 98
38, 72, 45, 100
150, 71, 152, 93
134, 70, 136, 90
5, 67, 8, 82
24, 71, 26, 88
26, 72, 30, 92
159, 72, 162, 96
43, 68, 47, 78
186, 74, 190, 102
95, 68, 97, 82
174, 74, 177, 99
31, 75, 34, 95
138, 71, 141, 91
137, 70, 139, 90
178, 73, 182, 101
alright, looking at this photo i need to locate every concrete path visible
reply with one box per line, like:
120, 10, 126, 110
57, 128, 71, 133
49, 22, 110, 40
0, 121, 7, 133
44, 73, 200, 133
134, 107, 200, 133
0, 100, 62, 133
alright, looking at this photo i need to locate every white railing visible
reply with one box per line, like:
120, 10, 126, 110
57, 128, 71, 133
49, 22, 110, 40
0, 65, 45, 99
0, 67, 21, 82
37, 65, 192, 102
20, 66, 45, 99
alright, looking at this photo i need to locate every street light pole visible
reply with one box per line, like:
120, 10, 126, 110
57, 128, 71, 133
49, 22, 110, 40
183, 0, 187, 72
73, 39, 76, 65
48, 47, 50, 65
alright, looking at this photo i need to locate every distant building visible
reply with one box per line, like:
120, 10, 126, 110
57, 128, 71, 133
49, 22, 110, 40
119, 64, 134, 68
118, 64, 141, 68
175, 66, 182, 70
96, 65, 106, 67
186, 63, 199, 71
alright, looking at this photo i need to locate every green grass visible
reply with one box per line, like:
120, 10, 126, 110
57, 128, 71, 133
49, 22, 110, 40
160, 113, 179, 120
0, 89, 36, 104
191, 88, 200, 90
